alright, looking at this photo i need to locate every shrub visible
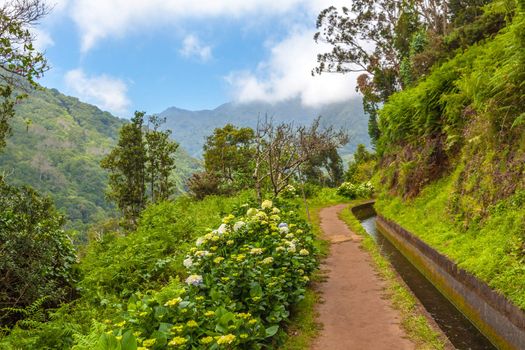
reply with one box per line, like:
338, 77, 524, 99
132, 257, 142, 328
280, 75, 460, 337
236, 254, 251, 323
0, 179, 76, 326
337, 181, 374, 199
90, 200, 317, 349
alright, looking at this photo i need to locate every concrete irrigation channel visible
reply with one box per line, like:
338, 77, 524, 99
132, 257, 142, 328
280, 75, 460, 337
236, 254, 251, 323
352, 202, 525, 350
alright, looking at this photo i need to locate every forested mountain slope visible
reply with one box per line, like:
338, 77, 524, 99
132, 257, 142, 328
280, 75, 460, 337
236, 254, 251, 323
159, 97, 369, 158
0, 87, 200, 231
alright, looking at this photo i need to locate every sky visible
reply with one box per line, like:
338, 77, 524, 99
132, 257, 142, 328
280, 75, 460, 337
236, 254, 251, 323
33, 0, 359, 118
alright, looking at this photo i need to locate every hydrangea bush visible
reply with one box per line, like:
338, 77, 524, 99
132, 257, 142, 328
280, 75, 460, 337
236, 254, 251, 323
98, 199, 317, 349
337, 181, 374, 199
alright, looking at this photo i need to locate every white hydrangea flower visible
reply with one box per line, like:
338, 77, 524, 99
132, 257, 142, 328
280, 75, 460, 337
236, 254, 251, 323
185, 274, 203, 286
183, 257, 193, 268
262, 257, 274, 264
195, 250, 211, 257
246, 208, 258, 217
272, 207, 280, 214
255, 211, 267, 221
233, 221, 246, 232
279, 226, 289, 234
196, 237, 205, 246
261, 200, 273, 209
217, 223, 228, 235
250, 248, 264, 255
299, 249, 310, 256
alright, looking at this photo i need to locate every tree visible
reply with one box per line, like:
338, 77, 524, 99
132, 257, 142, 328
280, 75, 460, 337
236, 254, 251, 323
202, 124, 255, 193
346, 144, 376, 183
101, 112, 179, 227
313, 1, 461, 146
0, 0, 49, 149
0, 177, 76, 326
145, 115, 179, 202
302, 145, 344, 187
101, 111, 147, 228
253, 117, 348, 200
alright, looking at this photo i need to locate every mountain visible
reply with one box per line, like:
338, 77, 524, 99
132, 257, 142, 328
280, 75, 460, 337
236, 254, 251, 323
158, 97, 369, 158
0, 87, 200, 231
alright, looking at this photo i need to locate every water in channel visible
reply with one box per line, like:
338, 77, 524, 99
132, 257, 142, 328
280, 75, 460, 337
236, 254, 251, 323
359, 214, 497, 350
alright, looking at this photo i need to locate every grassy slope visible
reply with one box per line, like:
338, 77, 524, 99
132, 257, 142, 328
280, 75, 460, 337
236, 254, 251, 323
375, 174, 525, 310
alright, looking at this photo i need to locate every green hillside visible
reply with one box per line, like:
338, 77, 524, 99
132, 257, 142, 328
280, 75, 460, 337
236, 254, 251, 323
0, 87, 201, 231
375, 1, 525, 308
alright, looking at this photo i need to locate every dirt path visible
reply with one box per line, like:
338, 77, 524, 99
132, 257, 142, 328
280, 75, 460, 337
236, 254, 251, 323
311, 204, 415, 350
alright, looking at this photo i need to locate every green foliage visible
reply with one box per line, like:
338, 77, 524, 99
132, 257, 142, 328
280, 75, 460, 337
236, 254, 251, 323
78, 192, 256, 301
102, 112, 181, 228
0, 178, 76, 326
302, 145, 344, 187
378, 4, 525, 198
201, 124, 255, 195
0, 87, 200, 234
145, 116, 179, 202
0, 0, 49, 149
376, 176, 525, 310
345, 144, 376, 184
90, 200, 317, 349
337, 181, 374, 199
101, 111, 147, 228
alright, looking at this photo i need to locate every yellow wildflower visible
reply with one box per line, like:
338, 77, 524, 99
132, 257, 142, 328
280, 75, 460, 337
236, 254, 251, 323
216, 334, 236, 345
142, 338, 156, 347
164, 297, 182, 307
168, 336, 188, 346
200, 336, 214, 344
186, 320, 198, 328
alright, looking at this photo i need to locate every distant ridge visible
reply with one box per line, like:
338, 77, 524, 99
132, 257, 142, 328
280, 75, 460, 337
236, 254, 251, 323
158, 97, 370, 158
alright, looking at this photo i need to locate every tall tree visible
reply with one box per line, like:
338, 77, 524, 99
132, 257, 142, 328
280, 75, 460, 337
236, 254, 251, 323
145, 115, 179, 202
313, 1, 458, 146
101, 111, 147, 228
202, 123, 255, 193
0, 0, 49, 149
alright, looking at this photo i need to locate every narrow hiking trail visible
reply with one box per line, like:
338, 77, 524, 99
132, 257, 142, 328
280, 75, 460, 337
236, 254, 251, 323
311, 204, 415, 350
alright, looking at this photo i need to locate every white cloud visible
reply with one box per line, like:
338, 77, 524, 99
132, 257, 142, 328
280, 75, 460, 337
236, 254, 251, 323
31, 28, 54, 51
68, 0, 307, 52
179, 35, 212, 62
64, 69, 131, 115
226, 27, 360, 107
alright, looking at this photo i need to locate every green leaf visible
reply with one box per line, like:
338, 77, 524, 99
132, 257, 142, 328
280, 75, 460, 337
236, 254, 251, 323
250, 282, 263, 298
98, 333, 118, 350
265, 325, 279, 337
121, 330, 137, 350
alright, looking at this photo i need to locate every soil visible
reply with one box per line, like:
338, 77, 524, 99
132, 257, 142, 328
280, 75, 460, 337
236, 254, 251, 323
311, 204, 415, 350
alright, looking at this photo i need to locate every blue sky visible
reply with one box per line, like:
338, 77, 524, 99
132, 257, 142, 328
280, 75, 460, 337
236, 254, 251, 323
34, 0, 358, 118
